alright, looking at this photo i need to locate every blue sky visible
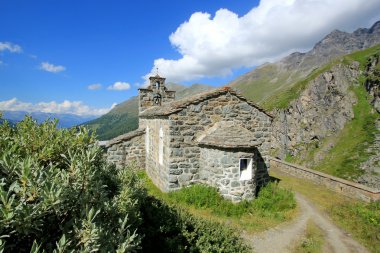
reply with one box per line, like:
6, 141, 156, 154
1, 0, 380, 116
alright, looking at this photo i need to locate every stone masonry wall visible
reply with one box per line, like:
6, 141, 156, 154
144, 118, 171, 192
107, 134, 145, 169
199, 147, 256, 202
167, 92, 272, 190
271, 158, 380, 202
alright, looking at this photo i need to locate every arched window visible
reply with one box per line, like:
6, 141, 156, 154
159, 127, 164, 165
145, 126, 149, 154
155, 81, 160, 89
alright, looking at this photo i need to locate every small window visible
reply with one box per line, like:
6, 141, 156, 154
155, 81, 160, 89
159, 127, 164, 165
145, 126, 150, 154
240, 158, 253, 180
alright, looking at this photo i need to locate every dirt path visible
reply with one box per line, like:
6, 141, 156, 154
242, 193, 369, 253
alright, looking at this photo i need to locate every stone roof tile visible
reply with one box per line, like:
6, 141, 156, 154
139, 87, 273, 118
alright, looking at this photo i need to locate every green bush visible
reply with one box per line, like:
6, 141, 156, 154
0, 116, 142, 252
0, 116, 250, 252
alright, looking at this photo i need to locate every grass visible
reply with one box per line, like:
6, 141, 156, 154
292, 219, 325, 253
271, 169, 380, 253
138, 171, 297, 233
261, 62, 336, 111
311, 84, 379, 180
283, 45, 380, 180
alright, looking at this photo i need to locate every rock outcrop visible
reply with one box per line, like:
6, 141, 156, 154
271, 62, 359, 160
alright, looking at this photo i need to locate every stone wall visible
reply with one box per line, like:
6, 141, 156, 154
166, 92, 272, 190
107, 132, 145, 169
144, 118, 171, 192
199, 147, 257, 202
270, 157, 380, 202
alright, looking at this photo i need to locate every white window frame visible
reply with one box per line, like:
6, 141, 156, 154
239, 158, 253, 180
159, 127, 164, 165
145, 126, 150, 154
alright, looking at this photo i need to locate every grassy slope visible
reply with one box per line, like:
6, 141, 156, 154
139, 171, 297, 234
284, 45, 380, 180
272, 169, 380, 253
84, 96, 139, 141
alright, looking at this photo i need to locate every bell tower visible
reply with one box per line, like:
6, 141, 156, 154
138, 74, 176, 113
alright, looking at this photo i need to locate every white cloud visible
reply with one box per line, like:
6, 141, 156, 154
145, 0, 380, 83
88, 83, 102, 90
40, 61, 66, 73
107, 81, 131, 91
0, 98, 112, 117
0, 42, 22, 53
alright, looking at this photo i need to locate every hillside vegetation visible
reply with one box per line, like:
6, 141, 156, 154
283, 45, 380, 181
0, 117, 250, 252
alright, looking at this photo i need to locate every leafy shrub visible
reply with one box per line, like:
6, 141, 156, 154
0, 117, 142, 252
0, 116, 250, 253
140, 196, 250, 253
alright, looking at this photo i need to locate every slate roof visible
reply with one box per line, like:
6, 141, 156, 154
197, 122, 262, 149
139, 87, 273, 118
106, 128, 145, 147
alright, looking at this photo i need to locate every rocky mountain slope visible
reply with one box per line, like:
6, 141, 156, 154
229, 21, 380, 105
84, 83, 214, 140
271, 45, 380, 188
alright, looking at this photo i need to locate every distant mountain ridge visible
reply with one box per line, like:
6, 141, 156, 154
1, 110, 96, 128
84, 83, 215, 140
229, 21, 380, 105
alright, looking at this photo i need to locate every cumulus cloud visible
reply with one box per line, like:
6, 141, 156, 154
0, 98, 112, 116
40, 61, 66, 73
107, 81, 131, 91
0, 42, 22, 53
145, 0, 380, 83
87, 83, 102, 90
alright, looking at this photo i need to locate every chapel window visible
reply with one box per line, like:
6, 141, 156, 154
240, 158, 253, 180
145, 126, 150, 154
159, 127, 164, 165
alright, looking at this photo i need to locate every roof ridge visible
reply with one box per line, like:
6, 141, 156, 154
139, 87, 273, 118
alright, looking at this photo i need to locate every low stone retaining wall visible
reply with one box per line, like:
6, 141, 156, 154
270, 157, 380, 202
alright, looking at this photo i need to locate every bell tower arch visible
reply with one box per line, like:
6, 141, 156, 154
138, 75, 176, 113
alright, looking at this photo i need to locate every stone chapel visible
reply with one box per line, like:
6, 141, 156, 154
106, 75, 273, 202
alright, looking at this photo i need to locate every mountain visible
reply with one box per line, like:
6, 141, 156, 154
270, 44, 380, 189
84, 83, 214, 140
229, 21, 380, 106
0, 110, 96, 128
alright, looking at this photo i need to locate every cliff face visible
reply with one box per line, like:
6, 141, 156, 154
271, 62, 359, 159
271, 53, 380, 189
